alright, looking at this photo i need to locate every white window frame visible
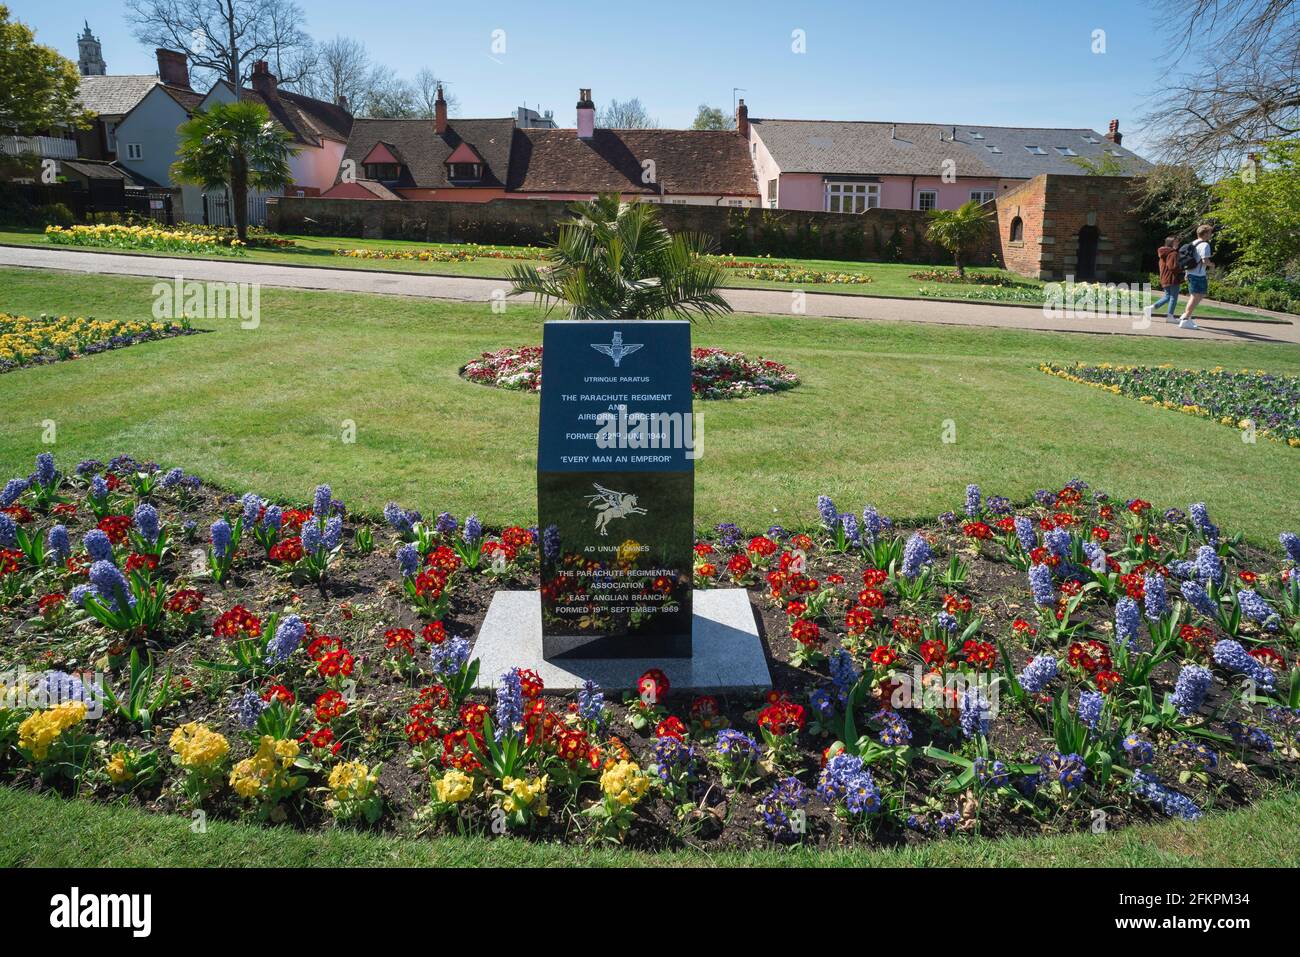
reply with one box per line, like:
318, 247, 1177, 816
1024, 145, 1047, 155
767, 178, 778, 208
969, 189, 995, 204
1053, 146, 1077, 156
126, 143, 143, 160
823, 180, 879, 214
916, 189, 938, 211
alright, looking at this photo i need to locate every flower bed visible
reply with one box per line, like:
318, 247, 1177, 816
45, 224, 248, 255
333, 244, 548, 263
909, 270, 1034, 287
461, 346, 800, 399
0, 312, 194, 373
1041, 362, 1300, 448
1, 454, 1297, 850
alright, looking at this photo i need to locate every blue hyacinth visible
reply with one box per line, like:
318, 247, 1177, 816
1188, 503, 1220, 545
816, 494, 838, 531
0, 513, 15, 549
494, 667, 524, 740
430, 636, 471, 676
210, 520, 232, 560
160, 467, 184, 489
862, 505, 882, 544
88, 560, 134, 613
1236, 589, 1280, 631
577, 678, 606, 731
264, 614, 306, 664
384, 502, 416, 536
312, 484, 332, 519
321, 516, 343, 552
1195, 545, 1224, 587
47, 524, 70, 565
964, 484, 981, 516
0, 477, 28, 508
241, 492, 262, 525
83, 529, 114, 564
1170, 664, 1213, 717
541, 524, 561, 563
1114, 596, 1141, 649
1018, 655, 1059, 693
828, 647, 859, 703
1131, 770, 1202, 820
1076, 690, 1103, 730
232, 689, 270, 728
434, 511, 458, 536
35, 670, 100, 708
397, 543, 419, 578
261, 504, 282, 531
1180, 580, 1217, 618
1213, 639, 1276, 691
1045, 527, 1071, 560
1013, 515, 1037, 554
302, 520, 322, 554
1028, 563, 1055, 606
1281, 532, 1300, 564
33, 452, 55, 488
134, 503, 160, 544
959, 686, 992, 739
839, 512, 861, 548
901, 533, 933, 580
1143, 573, 1168, 622
463, 513, 482, 546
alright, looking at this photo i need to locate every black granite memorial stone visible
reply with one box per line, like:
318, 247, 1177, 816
537, 320, 695, 659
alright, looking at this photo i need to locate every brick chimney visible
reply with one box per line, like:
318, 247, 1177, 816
435, 84, 447, 135
1104, 118, 1122, 145
577, 88, 595, 140
735, 98, 749, 138
251, 60, 278, 99
155, 48, 190, 89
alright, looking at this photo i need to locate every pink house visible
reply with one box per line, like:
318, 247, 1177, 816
740, 101, 1149, 213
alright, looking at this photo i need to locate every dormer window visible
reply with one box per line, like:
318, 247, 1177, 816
364, 163, 401, 181
447, 162, 482, 181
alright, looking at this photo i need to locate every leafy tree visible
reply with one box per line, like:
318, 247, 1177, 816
1069, 154, 1130, 176
172, 100, 296, 240
691, 104, 734, 131
0, 5, 90, 133
597, 98, 658, 129
1210, 138, 1300, 271
507, 194, 732, 321
923, 200, 992, 277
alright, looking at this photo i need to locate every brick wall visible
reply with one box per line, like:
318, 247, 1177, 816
994, 174, 1146, 281
268, 195, 998, 264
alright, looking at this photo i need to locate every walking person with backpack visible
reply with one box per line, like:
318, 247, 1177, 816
1176, 224, 1215, 330
1143, 235, 1184, 324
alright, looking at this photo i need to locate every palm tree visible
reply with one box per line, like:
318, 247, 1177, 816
924, 200, 993, 277
507, 194, 732, 321
171, 100, 297, 241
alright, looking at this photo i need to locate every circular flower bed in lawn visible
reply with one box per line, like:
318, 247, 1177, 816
461, 346, 800, 399
1, 454, 1297, 852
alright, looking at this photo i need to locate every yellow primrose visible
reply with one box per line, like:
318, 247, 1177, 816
501, 775, 549, 816
600, 760, 650, 807
18, 701, 87, 761
328, 760, 378, 802
169, 722, 230, 768
105, 750, 135, 785
434, 768, 474, 804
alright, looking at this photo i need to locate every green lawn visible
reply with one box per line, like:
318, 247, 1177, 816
3, 785, 1298, 867
1, 267, 1298, 545
0, 228, 1269, 321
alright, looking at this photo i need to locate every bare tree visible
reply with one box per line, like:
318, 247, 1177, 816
126, 0, 313, 96
289, 35, 369, 104
1144, 0, 1300, 174
413, 68, 459, 118
597, 97, 658, 129
359, 66, 419, 118
261, 0, 312, 86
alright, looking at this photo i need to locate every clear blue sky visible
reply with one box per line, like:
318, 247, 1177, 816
12, 0, 1178, 154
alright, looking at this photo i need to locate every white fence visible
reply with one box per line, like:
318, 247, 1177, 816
0, 135, 79, 159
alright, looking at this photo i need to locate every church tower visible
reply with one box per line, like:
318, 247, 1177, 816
77, 22, 106, 76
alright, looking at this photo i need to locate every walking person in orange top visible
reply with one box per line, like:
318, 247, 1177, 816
1143, 235, 1184, 324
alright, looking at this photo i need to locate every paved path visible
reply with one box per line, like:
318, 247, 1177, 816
3, 244, 1296, 345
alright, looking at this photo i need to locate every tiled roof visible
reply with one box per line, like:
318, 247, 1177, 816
158, 85, 206, 114
751, 119, 1152, 178
507, 128, 759, 196
76, 75, 161, 117
339, 118, 515, 188
238, 86, 353, 146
